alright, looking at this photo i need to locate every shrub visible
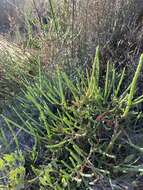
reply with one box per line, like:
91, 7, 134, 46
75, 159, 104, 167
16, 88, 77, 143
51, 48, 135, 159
1, 49, 143, 189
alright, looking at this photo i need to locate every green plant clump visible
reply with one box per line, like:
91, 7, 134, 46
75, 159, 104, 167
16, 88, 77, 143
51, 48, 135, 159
1, 49, 143, 189
0, 151, 25, 190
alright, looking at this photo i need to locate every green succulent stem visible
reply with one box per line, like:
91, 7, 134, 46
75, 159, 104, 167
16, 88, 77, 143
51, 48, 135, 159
123, 54, 143, 117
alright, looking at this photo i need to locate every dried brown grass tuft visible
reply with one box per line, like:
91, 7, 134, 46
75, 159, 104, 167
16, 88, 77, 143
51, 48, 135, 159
38, 0, 143, 73
1, 0, 143, 74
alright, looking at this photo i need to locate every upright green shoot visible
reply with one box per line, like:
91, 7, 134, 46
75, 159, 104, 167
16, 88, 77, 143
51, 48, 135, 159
123, 54, 143, 117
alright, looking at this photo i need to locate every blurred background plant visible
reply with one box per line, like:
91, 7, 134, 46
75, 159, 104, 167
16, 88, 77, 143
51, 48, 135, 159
0, 0, 143, 71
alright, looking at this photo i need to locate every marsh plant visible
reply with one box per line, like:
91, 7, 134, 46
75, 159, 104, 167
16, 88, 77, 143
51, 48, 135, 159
0, 1, 143, 189
1, 48, 143, 189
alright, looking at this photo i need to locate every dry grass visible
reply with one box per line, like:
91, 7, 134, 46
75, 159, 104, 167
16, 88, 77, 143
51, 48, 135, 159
1, 0, 143, 73
29, 0, 143, 72
0, 35, 32, 77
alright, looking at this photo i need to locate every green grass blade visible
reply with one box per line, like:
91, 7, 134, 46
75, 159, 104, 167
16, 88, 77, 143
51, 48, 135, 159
62, 72, 79, 101
104, 61, 110, 99
57, 68, 67, 106
94, 46, 100, 86
123, 54, 143, 117
115, 67, 126, 97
